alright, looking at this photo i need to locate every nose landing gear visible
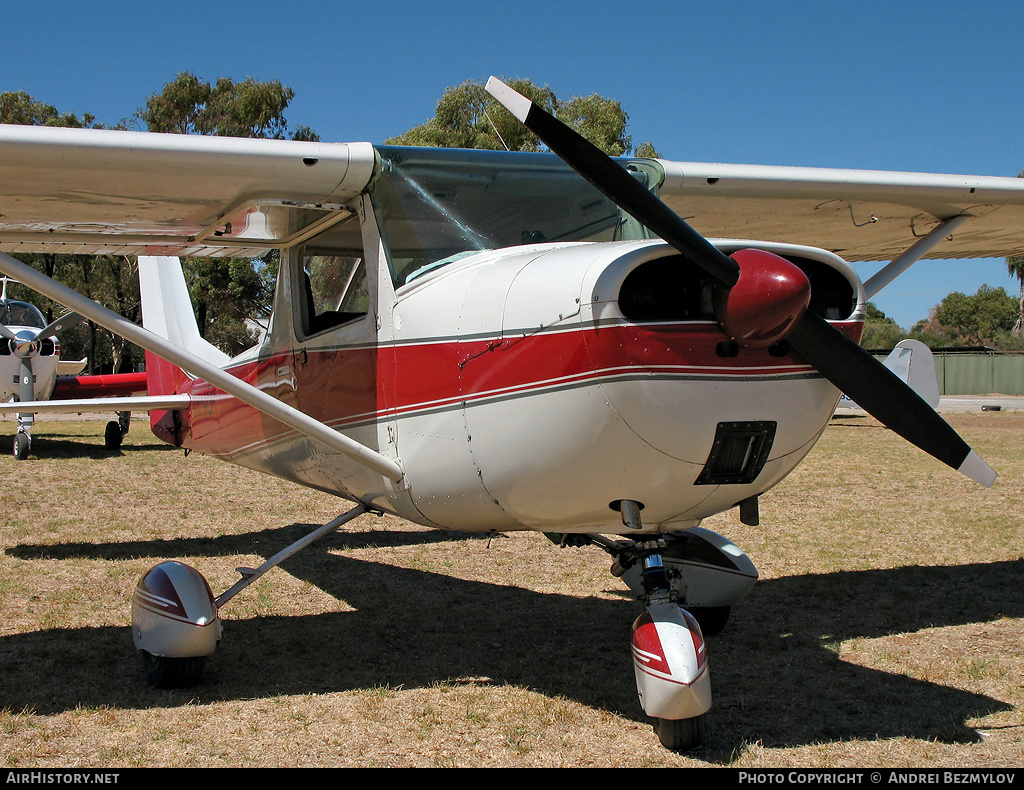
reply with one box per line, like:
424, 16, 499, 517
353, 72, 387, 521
550, 502, 758, 750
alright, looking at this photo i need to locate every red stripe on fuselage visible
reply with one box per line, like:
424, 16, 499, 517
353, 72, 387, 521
174, 321, 860, 457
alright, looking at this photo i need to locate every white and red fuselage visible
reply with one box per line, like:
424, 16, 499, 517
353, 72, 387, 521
147, 226, 864, 536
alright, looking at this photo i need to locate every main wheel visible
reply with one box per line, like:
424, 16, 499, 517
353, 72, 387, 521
13, 432, 29, 461
104, 420, 124, 449
141, 651, 206, 688
654, 714, 706, 750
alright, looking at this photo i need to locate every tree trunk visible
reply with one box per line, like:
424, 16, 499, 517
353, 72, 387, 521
1015, 279, 1024, 338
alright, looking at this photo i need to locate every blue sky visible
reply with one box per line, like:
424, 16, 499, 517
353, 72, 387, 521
5, 0, 1023, 329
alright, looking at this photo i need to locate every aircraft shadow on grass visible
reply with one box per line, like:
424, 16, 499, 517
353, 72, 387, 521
3, 524, 1021, 757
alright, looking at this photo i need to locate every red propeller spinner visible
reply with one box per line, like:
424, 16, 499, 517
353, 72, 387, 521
714, 248, 811, 349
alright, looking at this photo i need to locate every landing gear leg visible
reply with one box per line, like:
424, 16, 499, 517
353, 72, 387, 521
132, 503, 373, 688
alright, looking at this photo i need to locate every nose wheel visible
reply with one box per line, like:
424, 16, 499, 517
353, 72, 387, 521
13, 410, 33, 460
655, 714, 706, 751
13, 430, 29, 460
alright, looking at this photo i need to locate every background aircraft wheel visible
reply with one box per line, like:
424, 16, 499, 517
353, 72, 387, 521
13, 432, 29, 460
654, 714, 705, 750
141, 651, 205, 688
689, 606, 730, 636
104, 420, 124, 449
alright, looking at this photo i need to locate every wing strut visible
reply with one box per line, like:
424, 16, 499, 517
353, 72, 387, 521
0, 252, 405, 484
216, 504, 369, 607
863, 214, 971, 298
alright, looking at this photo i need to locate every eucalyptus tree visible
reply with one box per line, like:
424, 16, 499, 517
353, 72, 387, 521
386, 78, 659, 157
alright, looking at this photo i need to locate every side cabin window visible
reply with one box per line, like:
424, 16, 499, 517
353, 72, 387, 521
298, 254, 368, 337
292, 211, 370, 339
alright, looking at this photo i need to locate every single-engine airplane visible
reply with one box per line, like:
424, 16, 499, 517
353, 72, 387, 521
0, 76, 1019, 749
0, 277, 147, 457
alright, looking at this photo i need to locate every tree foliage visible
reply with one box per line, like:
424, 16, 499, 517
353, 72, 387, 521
385, 78, 659, 157
860, 302, 906, 349
862, 285, 1024, 351
184, 256, 275, 355
0, 91, 91, 128
933, 284, 1019, 347
138, 72, 318, 141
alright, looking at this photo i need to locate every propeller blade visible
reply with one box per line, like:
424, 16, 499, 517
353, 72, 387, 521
788, 313, 995, 486
0, 324, 17, 342
36, 310, 86, 341
485, 77, 739, 289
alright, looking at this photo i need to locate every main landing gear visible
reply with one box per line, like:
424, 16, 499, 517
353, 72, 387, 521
104, 411, 131, 449
131, 504, 371, 687
11, 410, 131, 460
13, 411, 32, 460
13, 428, 30, 460
551, 501, 758, 751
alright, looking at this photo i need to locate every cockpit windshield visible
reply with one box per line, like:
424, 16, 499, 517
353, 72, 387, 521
371, 146, 650, 287
0, 300, 46, 329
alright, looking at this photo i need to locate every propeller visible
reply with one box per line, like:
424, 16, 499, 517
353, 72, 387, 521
0, 310, 86, 405
485, 77, 996, 487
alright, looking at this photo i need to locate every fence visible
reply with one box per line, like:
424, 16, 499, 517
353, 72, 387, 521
870, 350, 1024, 395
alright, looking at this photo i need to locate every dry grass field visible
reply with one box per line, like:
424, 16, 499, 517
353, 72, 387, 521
1, 410, 1021, 768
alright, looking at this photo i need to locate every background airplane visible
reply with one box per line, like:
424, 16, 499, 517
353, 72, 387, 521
0, 277, 148, 458
0, 77, 1019, 748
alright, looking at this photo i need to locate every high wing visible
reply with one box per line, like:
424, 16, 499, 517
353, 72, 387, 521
654, 160, 1024, 262
0, 394, 189, 414
2, 123, 1024, 262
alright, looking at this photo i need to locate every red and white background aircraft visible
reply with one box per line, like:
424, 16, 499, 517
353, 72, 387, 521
0, 77, 1019, 749
0, 277, 148, 457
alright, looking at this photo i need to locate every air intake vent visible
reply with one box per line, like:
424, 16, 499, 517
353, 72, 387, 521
695, 421, 776, 485
618, 256, 714, 322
